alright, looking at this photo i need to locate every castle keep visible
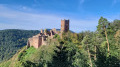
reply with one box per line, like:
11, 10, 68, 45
61, 20, 69, 32
27, 19, 69, 48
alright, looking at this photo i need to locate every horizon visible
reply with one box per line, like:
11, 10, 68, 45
0, 0, 120, 33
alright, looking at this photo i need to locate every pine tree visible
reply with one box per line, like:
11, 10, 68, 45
97, 17, 110, 56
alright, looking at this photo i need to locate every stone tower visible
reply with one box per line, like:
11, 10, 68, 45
61, 19, 69, 33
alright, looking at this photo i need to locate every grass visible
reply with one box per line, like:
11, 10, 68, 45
0, 46, 36, 67
23, 46, 37, 60
0, 60, 11, 67
17, 46, 37, 61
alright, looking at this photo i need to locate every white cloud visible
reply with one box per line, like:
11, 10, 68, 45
0, 5, 99, 33
0, 5, 62, 28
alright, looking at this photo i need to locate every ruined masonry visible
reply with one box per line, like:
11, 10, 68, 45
27, 19, 70, 48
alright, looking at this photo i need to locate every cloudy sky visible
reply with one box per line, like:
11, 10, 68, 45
0, 0, 120, 32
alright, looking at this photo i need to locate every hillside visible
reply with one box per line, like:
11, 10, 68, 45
0, 17, 120, 67
0, 39, 60, 67
0, 29, 40, 62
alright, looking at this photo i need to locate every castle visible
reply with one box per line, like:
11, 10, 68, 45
27, 19, 70, 48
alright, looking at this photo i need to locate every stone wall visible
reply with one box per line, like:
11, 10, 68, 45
27, 19, 70, 49
27, 36, 42, 48
27, 33, 49, 48
61, 19, 69, 33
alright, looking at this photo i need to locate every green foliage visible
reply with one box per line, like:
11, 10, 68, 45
97, 17, 108, 36
72, 50, 89, 67
96, 48, 120, 67
65, 42, 89, 67
18, 47, 36, 61
0, 17, 120, 67
0, 29, 39, 62
54, 34, 60, 41
0, 61, 11, 67
28, 43, 57, 67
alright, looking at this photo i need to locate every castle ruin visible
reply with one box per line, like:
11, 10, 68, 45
27, 19, 69, 48
61, 19, 69, 33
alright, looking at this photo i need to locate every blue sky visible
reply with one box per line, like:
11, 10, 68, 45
0, 0, 120, 32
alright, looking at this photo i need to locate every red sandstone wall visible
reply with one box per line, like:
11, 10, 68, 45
38, 36, 42, 47
61, 19, 69, 32
29, 38, 33, 47
61, 20, 65, 32
33, 36, 40, 48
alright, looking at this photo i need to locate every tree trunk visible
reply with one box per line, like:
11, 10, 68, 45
104, 27, 110, 55
94, 45, 96, 61
87, 45, 93, 67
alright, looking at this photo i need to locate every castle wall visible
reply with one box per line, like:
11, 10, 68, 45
27, 19, 70, 49
38, 36, 42, 48
28, 38, 33, 47
32, 36, 42, 48
42, 36, 47, 45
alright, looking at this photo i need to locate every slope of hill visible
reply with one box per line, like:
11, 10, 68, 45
0, 29, 120, 67
0, 29, 40, 62
0, 18, 120, 67
0, 41, 59, 67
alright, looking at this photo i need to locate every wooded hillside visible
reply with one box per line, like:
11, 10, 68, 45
0, 29, 39, 62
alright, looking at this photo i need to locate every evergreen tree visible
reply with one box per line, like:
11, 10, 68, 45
97, 17, 110, 55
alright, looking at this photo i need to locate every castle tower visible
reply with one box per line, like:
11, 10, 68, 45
61, 19, 69, 33
41, 29, 43, 33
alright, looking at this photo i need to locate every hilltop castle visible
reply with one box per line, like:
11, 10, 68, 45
27, 19, 70, 48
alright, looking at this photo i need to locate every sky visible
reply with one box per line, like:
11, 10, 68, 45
0, 0, 120, 33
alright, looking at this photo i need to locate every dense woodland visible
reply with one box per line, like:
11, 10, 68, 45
0, 17, 120, 67
0, 29, 39, 62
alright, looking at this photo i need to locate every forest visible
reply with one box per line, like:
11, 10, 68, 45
0, 17, 120, 67
0, 29, 39, 62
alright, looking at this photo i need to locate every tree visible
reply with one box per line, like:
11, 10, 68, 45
97, 17, 110, 55
114, 30, 120, 60
82, 35, 93, 67
114, 30, 120, 45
